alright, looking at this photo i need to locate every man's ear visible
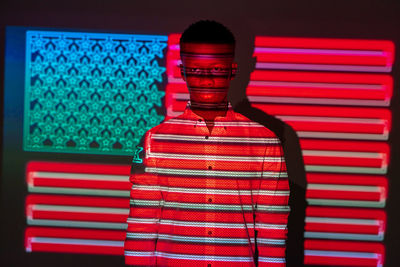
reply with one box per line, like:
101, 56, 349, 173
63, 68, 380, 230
180, 64, 186, 82
230, 62, 238, 80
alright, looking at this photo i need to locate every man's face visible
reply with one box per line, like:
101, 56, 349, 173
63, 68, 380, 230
180, 43, 237, 105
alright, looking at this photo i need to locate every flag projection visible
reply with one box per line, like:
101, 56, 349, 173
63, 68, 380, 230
23, 31, 167, 155
166, 34, 394, 267
22, 31, 394, 267
22, 30, 168, 254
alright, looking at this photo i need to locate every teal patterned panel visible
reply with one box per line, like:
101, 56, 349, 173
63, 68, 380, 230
24, 31, 167, 155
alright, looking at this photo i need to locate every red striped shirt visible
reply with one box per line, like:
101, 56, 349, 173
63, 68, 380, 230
124, 103, 290, 266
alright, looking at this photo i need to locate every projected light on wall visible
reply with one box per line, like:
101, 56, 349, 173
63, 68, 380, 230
24, 31, 167, 155
166, 34, 394, 267
22, 31, 394, 267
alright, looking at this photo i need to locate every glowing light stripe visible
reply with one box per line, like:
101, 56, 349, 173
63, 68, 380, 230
254, 47, 387, 56
298, 132, 388, 140
132, 185, 290, 196
170, 93, 390, 107
26, 161, 130, 175
308, 184, 382, 192
305, 165, 386, 174
247, 96, 390, 107
31, 237, 124, 247
306, 206, 386, 220
29, 171, 128, 181
27, 218, 127, 229
254, 36, 394, 53
169, 61, 391, 75
158, 219, 286, 229
25, 195, 128, 209
169, 76, 385, 90
28, 186, 130, 197
304, 232, 384, 241
249, 80, 385, 90
301, 139, 389, 151
147, 152, 281, 162
255, 62, 391, 72
177, 44, 388, 57
151, 134, 280, 144
305, 250, 380, 259
29, 204, 128, 214
125, 251, 255, 262
277, 115, 386, 124
130, 200, 290, 212
250, 70, 392, 84
128, 218, 286, 230
164, 119, 265, 127
306, 173, 388, 187
303, 150, 384, 159
307, 199, 385, 208
127, 233, 286, 245
306, 217, 381, 226
145, 167, 287, 178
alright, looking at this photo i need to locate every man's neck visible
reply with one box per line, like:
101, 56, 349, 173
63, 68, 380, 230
190, 101, 228, 122
190, 101, 228, 134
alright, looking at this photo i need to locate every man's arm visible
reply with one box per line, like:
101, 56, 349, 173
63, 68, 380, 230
124, 132, 162, 266
255, 142, 290, 267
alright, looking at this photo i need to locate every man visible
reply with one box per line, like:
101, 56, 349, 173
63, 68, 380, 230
124, 20, 290, 266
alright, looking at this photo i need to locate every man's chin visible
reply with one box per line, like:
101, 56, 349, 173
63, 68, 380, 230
190, 94, 227, 103
192, 99, 227, 105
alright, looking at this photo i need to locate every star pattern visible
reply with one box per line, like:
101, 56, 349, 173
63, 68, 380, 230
24, 31, 168, 155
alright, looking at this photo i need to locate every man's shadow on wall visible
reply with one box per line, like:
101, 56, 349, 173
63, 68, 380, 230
230, 30, 307, 267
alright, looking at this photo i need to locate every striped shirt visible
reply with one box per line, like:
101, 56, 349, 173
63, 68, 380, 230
124, 102, 290, 266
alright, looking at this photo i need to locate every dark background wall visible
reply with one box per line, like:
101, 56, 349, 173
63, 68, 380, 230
1, 0, 399, 266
